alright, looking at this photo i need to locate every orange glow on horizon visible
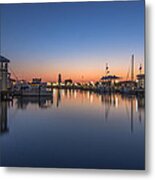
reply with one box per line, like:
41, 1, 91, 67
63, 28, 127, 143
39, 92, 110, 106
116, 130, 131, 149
11, 68, 144, 82
10, 56, 144, 82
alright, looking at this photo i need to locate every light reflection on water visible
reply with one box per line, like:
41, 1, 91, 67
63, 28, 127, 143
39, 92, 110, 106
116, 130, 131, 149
0, 89, 145, 169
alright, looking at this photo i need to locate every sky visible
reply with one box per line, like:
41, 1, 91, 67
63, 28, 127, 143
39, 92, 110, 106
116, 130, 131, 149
0, 1, 145, 82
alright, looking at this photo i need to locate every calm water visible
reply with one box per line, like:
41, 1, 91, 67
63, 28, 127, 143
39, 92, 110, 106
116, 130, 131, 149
0, 89, 145, 169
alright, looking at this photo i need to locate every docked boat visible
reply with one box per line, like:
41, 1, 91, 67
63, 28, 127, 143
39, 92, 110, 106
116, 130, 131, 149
13, 82, 53, 97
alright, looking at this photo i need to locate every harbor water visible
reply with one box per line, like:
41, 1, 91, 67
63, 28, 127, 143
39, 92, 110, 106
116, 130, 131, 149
0, 89, 145, 169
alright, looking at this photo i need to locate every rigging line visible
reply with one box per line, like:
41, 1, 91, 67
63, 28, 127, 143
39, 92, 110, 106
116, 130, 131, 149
9, 66, 18, 81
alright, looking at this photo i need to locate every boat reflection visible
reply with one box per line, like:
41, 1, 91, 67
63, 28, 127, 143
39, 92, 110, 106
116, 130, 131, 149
0, 89, 145, 169
0, 90, 144, 135
15, 96, 53, 110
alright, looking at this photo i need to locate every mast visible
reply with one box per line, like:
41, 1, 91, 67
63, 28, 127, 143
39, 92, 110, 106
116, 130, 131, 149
131, 54, 134, 81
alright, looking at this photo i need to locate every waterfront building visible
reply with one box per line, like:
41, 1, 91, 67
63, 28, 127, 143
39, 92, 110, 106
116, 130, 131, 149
0, 56, 10, 99
119, 80, 137, 93
136, 74, 145, 94
32, 78, 42, 85
97, 63, 121, 93
136, 74, 145, 89
99, 75, 121, 92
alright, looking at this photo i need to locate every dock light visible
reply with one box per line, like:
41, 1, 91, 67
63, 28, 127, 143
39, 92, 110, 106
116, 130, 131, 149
47, 82, 51, 86
136, 79, 138, 83
53, 82, 58, 86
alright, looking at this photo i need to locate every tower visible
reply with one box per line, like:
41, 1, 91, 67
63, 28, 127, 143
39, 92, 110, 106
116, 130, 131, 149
58, 73, 62, 85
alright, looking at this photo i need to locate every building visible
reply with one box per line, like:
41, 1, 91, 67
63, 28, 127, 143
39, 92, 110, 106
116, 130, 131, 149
0, 56, 10, 99
136, 74, 145, 89
32, 78, 42, 85
99, 75, 121, 92
119, 80, 137, 93
58, 73, 62, 85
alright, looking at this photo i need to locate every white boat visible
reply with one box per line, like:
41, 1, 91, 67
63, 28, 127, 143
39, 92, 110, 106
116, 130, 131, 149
13, 83, 53, 97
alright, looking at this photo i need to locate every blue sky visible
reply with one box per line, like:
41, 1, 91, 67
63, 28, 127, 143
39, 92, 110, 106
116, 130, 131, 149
0, 1, 145, 81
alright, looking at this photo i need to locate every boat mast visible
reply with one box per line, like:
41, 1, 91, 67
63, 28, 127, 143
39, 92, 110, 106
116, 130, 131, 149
131, 54, 134, 81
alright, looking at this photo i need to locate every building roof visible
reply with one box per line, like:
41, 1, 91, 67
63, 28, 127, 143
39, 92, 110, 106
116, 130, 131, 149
101, 75, 121, 80
0, 55, 10, 63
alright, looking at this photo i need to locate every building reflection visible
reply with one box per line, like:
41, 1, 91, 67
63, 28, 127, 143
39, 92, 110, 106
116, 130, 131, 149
137, 97, 145, 123
56, 89, 61, 108
0, 101, 9, 135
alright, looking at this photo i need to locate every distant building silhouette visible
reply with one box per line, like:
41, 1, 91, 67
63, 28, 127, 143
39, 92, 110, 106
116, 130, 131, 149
58, 73, 62, 85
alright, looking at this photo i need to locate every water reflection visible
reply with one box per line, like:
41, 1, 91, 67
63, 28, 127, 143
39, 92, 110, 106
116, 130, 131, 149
0, 101, 8, 135
137, 97, 145, 123
56, 89, 61, 108
15, 97, 53, 110
0, 90, 145, 134
0, 90, 145, 169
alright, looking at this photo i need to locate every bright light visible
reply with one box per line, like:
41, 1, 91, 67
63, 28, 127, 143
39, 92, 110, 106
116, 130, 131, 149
47, 82, 51, 86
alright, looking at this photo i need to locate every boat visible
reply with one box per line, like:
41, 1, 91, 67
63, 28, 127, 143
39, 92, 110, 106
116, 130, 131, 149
13, 82, 53, 97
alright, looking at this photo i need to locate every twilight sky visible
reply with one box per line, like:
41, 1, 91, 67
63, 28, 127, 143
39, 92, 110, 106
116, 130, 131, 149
0, 1, 145, 82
